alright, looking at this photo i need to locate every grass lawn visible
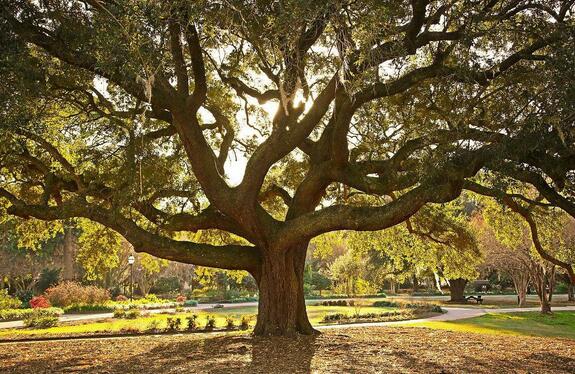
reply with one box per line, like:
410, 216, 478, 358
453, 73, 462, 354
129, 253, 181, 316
410, 311, 575, 339
0, 304, 398, 340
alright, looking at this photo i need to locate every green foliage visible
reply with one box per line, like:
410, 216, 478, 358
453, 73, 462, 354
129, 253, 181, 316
183, 300, 198, 307
166, 317, 182, 331
225, 315, 235, 330
185, 315, 198, 331
0, 289, 21, 309
205, 315, 216, 330
24, 315, 59, 329
150, 277, 181, 294
113, 309, 126, 319
240, 315, 251, 330
36, 268, 61, 293
62, 304, 115, 313
146, 319, 162, 332
125, 309, 141, 319
0, 307, 63, 322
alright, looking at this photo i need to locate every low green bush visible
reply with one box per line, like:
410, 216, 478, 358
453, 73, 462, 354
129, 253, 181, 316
113, 309, 126, 318
205, 315, 216, 330
240, 315, 252, 330
225, 316, 235, 330
24, 315, 59, 328
183, 299, 198, 307
372, 300, 398, 308
166, 317, 182, 331
186, 315, 198, 331
146, 319, 162, 332
0, 289, 22, 309
0, 307, 63, 322
63, 304, 115, 313
307, 293, 386, 300
125, 309, 141, 319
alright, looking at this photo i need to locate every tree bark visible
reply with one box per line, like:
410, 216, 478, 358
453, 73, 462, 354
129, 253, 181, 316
449, 278, 467, 302
253, 244, 316, 336
62, 226, 77, 281
412, 273, 419, 292
568, 282, 575, 302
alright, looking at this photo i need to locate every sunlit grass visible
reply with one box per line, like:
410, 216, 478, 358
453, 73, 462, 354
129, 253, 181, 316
408, 311, 575, 339
0, 304, 399, 339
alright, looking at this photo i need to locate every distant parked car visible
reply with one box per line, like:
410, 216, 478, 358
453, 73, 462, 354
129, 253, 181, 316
213, 304, 224, 309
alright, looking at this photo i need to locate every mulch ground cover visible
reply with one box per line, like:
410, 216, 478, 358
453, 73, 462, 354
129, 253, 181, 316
0, 326, 573, 373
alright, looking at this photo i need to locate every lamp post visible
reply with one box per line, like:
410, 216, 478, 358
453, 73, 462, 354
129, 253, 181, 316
128, 255, 135, 301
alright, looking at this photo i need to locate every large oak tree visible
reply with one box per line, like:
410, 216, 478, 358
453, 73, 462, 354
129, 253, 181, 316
1, 0, 574, 335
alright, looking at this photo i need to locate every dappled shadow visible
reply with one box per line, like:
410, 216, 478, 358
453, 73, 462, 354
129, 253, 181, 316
2, 327, 575, 373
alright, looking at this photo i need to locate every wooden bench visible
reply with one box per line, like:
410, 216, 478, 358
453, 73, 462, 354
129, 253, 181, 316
465, 295, 483, 304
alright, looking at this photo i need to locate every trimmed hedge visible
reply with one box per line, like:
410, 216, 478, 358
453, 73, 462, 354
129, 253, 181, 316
307, 293, 387, 300
0, 307, 64, 322
62, 304, 115, 313
24, 315, 59, 328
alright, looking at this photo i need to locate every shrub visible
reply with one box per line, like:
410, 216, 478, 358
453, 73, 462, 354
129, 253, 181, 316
225, 316, 235, 330
30, 296, 51, 309
15, 290, 33, 306
205, 315, 216, 330
113, 309, 126, 318
322, 313, 346, 322
240, 316, 251, 330
36, 268, 61, 293
115, 295, 128, 302
125, 309, 141, 319
63, 304, 115, 313
175, 295, 186, 303
183, 300, 198, 307
167, 317, 182, 331
373, 300, 398, 308
45, 281, 110, 307
24, 315, 59, 329
186, 315, 198, 331
0, 307, 63, 322
0, 289, 21, 309
150, 277, 181, 294
143, 294, 160, 303
147, 319, 162, 332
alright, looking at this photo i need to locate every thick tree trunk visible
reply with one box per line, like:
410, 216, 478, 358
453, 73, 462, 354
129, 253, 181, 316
517, 288, 527, 307
412, 273, 419, 292
253, 244, 316, 336
511, 273, 529, 307
568, 282, 575, 302
62, 226, 76, 281
449, 278, 467, 302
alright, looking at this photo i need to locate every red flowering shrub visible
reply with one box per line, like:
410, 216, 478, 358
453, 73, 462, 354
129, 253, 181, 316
176, 295, 186, 303
115, 295, 128, 302
30, 296, 51, 309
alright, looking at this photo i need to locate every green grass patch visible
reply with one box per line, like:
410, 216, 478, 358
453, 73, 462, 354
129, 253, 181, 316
410, 311, 575, 339
0, 304, 402, 339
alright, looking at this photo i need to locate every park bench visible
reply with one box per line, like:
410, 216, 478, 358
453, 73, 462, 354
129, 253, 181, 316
465, 295, 483, 304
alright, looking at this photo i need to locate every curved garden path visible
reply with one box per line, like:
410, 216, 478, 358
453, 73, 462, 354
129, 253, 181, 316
2, 302, 575, 331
